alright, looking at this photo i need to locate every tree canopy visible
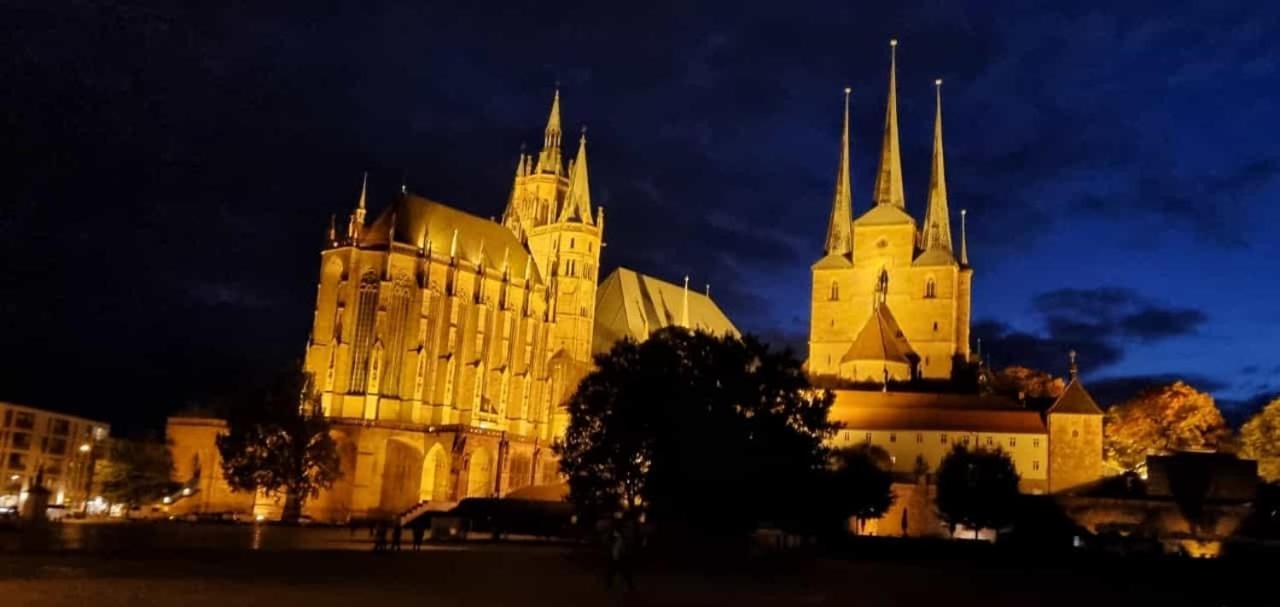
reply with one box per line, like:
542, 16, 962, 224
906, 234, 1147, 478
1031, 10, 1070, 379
98, 438, 179, 508
556, 328, 835, 536
1104, 381, 1230, 473
989, 366, 1065, 401
824, 444, 895, 534
1241, 397, 1280, 482
935, 445, 1020, 538
216, 368, 341, 521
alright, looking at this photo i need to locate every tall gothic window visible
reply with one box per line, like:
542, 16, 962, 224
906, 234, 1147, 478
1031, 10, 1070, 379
924, 277, 937, 299
349, 272, 380, 391
381, 278, 412, 396
829, 280, 839, 301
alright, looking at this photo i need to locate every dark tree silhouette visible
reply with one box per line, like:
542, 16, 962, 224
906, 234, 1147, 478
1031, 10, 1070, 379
935, 445, 1020, 539
216, 368, 341, 522
98, 438, 179, 508
826, 444, 895, 534
556, 328, 835, 536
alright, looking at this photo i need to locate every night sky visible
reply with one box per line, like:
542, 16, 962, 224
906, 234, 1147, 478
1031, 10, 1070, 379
4, 1, 1278, 435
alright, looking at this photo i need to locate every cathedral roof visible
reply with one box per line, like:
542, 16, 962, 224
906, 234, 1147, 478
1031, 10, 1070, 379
1046, 379, 1104, 415
853, 203, 916, 227
841, 303, 915, 364
361, 193, 542, 284
913, 246, 958, 267
593, 267, 739, 354
829, 402, 1047, 434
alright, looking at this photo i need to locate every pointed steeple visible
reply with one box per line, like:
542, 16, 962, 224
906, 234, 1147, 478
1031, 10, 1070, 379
825, 87, 855, 257
559, 127, 593, 223
502, 151, 525, 234
327, 214, 337, 246
348, 171, 368, 241
921, 79, 953, 253
872, 39, 906, 209
536, 88, 564, 175
959, 209, 969, 266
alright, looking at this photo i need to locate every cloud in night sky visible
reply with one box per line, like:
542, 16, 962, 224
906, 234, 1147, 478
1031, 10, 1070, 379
974, 287, 1208, 376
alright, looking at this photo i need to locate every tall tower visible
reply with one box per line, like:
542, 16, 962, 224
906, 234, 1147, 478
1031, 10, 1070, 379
504, 90, 603, 434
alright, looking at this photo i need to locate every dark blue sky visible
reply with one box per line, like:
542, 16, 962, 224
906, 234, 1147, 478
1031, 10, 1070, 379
4, 1, 1277, 432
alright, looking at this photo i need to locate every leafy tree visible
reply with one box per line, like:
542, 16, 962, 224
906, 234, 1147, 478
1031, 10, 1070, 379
989, 366, 1065, 400
98, 438, 180, 508
1104, 381, 1230, 473
1240, 397, 1280, 482
935, 445, 1020, 539
556, 328, 835, 536
826, 444, 895, 534
216, 368, 341, 522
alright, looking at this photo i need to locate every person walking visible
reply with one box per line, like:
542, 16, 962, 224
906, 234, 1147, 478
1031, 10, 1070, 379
392, 521, 404, 552
373, 520, 388, 553
411, 520, 426, 551
605, 522, 634, 591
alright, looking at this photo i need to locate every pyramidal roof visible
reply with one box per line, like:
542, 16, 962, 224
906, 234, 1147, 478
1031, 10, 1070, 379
593, 267, 739, 354
841, 303, 915, 364
1047, 379, 1104, 415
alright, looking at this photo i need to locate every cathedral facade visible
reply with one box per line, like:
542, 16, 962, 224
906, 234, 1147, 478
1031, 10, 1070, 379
294, 91, 601, 520
809, 41, 972, 383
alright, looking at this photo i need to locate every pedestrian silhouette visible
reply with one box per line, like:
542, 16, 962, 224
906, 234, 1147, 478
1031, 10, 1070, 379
392, 521, 403, 552
373, 520, 388, 552
605, 520, 635, 591
411, 521, 426, 551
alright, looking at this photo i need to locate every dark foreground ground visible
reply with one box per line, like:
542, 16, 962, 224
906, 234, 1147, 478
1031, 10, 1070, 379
0, 524, 1269, 606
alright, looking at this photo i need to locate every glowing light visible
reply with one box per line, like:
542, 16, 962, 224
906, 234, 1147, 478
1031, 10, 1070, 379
79, 443, 91, 453
8, 475, 17, 481
162, 496, 171, 504
181, 488, 192, 496
255, 514, 266, 522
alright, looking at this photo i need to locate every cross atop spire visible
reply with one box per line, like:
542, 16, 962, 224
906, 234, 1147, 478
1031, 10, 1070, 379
872, 39, 905, 209
824, 87, 854, 257
921, 78, 953, 253
536, 87, 564, 175
960, 209, 970, 266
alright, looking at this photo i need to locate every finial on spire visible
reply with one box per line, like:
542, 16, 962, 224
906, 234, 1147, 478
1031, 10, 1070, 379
959, 208, 969, 266
705, 283, 710, 298
1068, 350, 1079, 381
824, 86, 854, 257
872, 39, 906, 208
327, 213, 337, 245
358, 171, 368, 211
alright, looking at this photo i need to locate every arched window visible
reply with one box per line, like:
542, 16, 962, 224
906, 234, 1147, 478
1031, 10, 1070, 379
349, 272, 380, 390
569, 238, 575, 250
924, 277, 937, 299
829, 280, 839, 301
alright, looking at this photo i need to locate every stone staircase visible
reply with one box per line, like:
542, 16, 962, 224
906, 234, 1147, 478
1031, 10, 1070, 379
399, 500, 457, 526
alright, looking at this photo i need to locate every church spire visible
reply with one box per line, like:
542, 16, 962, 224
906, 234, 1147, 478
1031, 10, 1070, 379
922, 79, 953, 253
347, 171, 368, 241
559, 127, 593, 223
871, 39, 905, 209
536, 87, 563, 175
824, 87, 854, 257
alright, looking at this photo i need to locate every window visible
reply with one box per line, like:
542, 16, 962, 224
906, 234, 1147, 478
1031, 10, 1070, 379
864, 432, 871, 443
14, 412, 34, 430
7, 453, 26, 470
1072, 429, 1079, 438
961, 436, 970, 446
889, 433, 896, 443
1032, 438, 1040, 448
50, 419, 70, 436
986, 437, 993, 447
1033, 461, 1040, 472
924, 277, 936, 299
11, 432, 31, 450
348, 272, 380, 390
932, 321, 939, 332
1009, 437, 1017, 447
588, 242, 593, 252
569, 238, 575, 250
46, 437, 67, 455
940, 434, 948, 444
916, 433, 923, 443
829, 281, 839, 301
2, 410, 10, 427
